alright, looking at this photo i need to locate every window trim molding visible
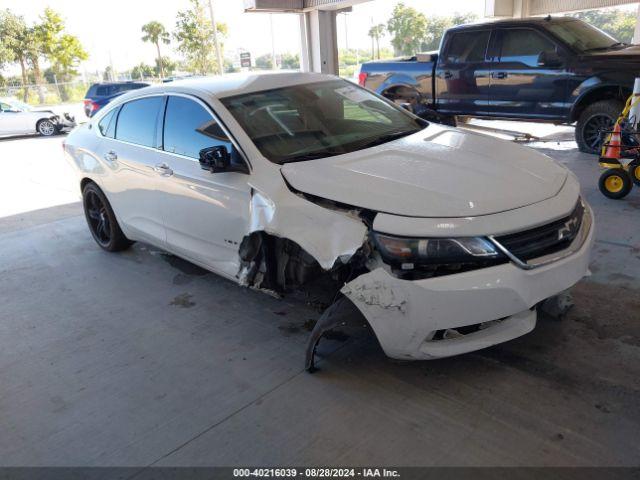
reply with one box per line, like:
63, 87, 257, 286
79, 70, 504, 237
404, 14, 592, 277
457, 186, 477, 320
94, 91, 252, 172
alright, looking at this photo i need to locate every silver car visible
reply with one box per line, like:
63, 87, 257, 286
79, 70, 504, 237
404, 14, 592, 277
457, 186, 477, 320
0, 97, 76, 137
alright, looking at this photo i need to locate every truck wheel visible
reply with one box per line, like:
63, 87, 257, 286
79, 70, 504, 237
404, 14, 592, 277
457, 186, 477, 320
576, 99, 623, 154
598, 169, 632, 199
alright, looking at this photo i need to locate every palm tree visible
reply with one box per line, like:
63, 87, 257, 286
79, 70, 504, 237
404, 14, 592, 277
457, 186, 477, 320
141, 21, 170, 79
368, 24, 385, 60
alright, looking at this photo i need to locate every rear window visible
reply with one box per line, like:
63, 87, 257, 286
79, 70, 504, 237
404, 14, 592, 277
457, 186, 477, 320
115, 97, 163, 147
93, 84, 145, 97
444, 30, 490, 63
96, 85, 113, 96
98, 108, 118, 138
85, 85, 99, 98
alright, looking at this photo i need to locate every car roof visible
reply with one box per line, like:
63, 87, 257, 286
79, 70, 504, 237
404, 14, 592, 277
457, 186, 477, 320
116, 71, 339, 101
448, 15, 576, 31
91, 81, 149, 86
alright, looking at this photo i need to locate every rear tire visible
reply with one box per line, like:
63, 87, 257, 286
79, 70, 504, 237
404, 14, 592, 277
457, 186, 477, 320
82, 182, 133, 252
575, 99, 624, 154
598, 169, 632, 199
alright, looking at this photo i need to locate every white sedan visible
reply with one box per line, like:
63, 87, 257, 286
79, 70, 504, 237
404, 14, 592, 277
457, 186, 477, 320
63, 72, 593, 370
0, 97, 76, 137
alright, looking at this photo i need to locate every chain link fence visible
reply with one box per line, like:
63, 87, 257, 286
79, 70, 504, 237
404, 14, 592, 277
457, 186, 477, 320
0, 80, 91, 106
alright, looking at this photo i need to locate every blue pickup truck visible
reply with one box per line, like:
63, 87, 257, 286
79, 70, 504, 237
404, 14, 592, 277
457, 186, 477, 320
359, 16, 640, 153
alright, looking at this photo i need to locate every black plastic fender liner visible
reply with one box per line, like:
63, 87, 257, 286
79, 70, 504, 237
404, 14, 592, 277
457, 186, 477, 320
305, 295, 352, 373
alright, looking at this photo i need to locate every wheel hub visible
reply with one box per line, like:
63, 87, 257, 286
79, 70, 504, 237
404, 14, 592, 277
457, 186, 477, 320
605, 175, 624, 193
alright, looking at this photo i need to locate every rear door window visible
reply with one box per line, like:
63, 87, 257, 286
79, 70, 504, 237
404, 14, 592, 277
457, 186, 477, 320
163, 95, 231, 159
498, 28, 557, 67
115, 96, 163, 147
98, 107, 118, 138
444, 30, 490, 63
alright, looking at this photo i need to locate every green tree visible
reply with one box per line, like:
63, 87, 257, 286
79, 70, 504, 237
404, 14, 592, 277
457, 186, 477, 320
174, 0, 227, 75
386, 3, 428, 56
0, 10, 31, 100
281, 52, 300, 70
131, 62, 155, 80
141, 21, 170, 79
255, 53, 273, 70
368, 24, 385, 59
36, 8, 88, 100
422, 12, 478, 51
155, 56, 176, 77
102, 66, 113, 82
572, 9, 635, 44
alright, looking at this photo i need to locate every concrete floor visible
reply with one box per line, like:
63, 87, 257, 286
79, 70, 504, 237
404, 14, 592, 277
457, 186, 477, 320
0, 129, 639, 467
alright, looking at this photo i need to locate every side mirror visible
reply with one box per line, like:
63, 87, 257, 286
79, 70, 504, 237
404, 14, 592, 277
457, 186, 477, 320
199, 146, 231, 173
537, 50, 563, 68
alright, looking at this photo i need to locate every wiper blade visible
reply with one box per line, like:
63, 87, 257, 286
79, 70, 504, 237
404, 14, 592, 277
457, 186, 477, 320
354, 129, 419, 149
280, 150, 343, 163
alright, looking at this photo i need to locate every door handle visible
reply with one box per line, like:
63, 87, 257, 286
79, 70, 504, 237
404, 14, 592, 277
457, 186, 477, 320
104, 150, 117, 161
154, 162, 173, 176
443, 71, 453, 79
492, 71, 507, 79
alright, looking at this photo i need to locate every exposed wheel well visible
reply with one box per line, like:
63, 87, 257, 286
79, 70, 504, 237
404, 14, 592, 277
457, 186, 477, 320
381, 84, 422, 104
35, 118, 47, 132
80, 177, 96, 193
571, 86, 630, 122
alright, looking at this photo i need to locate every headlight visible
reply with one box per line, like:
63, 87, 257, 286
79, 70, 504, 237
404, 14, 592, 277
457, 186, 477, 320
371, 232, 506, 278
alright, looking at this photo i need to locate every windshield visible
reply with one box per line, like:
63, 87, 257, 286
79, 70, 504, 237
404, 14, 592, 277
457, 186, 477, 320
220, 79, 424, 164
1, 99, 31, 111
547, 19, 620, 51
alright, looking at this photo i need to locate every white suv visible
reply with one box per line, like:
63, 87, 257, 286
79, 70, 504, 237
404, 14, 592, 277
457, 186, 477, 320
63, 72, 593, 369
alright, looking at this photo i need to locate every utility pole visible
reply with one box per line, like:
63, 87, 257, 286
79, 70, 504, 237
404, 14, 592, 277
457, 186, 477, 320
370, 17, 374, 60
109, 50, 116, 81
208, 0, 224, 75
344, 12, 348, 53
270, 14, 277, 70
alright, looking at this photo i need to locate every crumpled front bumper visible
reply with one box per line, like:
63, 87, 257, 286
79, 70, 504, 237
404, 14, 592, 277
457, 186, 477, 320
341, 205, 594, 360
53, 114, 76, 132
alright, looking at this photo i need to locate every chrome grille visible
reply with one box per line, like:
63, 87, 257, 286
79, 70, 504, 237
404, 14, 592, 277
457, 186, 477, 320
494, 201, 585, 262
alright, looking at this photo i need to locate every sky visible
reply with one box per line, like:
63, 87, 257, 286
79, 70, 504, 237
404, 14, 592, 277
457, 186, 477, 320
0, 0, 487, 74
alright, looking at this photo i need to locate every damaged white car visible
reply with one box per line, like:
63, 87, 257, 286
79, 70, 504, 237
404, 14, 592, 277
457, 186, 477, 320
63, 73, 594, 370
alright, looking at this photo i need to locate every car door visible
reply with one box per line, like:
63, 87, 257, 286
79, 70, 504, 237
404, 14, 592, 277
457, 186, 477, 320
0, 102, 24, 134
155, 94, 251, 279
94, 96, 168, 245
488, 27, 570, 119
434, 29, 492, 115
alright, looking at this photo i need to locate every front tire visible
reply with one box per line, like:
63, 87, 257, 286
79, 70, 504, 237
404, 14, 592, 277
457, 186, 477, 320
575, 99, 623, 154
37, 119, 58, 136
82, 182, 133, 251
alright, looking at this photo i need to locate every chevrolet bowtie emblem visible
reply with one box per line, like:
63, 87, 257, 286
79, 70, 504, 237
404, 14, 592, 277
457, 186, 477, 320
558, 217, 579, 241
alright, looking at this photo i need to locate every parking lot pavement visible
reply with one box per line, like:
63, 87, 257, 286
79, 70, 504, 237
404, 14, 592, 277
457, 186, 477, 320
0, 135, 79, 217
0, 131, 639, 467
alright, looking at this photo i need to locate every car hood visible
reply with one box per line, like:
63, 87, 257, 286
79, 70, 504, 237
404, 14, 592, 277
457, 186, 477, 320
581, 44, 640, 59
280, 125, 568, 218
